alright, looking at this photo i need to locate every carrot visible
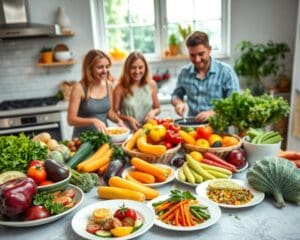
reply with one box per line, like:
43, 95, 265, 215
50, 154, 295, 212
155, 201, 173, 212
131, 157, 169, 182
201, 158, 235, 172
162, 211, 175, 222
175, 208, 180, 226
180, 202, 187, 226
128, 171, 155, 184
98, 162, 110, 175
203, 152, 237, 172
77, 143, 110, 171
108, 176, 160, 200
159, 200, 187, 220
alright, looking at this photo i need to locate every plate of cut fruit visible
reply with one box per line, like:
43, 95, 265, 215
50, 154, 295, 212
71, 199, 155, 240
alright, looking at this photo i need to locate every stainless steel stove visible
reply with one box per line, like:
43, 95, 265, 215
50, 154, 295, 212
0, 97, 62, 140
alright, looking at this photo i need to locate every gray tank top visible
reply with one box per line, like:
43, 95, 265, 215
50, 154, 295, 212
72, 81, 110, 137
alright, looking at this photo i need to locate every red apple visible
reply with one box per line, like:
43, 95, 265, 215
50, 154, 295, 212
226, 149, 246, 169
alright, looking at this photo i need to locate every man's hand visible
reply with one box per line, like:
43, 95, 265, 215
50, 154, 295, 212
175, 103, 187, 117
195, 110, 215, 122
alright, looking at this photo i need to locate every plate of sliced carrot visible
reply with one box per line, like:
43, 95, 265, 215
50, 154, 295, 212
147, 189, 221, 231
121, 163, 175, 188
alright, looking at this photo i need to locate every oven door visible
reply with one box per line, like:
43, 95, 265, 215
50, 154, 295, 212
0, 123, 62, 140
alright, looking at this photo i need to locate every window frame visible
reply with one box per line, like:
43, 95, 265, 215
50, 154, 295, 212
93, 0, 231, 61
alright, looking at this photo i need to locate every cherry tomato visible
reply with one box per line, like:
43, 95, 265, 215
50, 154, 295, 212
86, 224, 101, 234
164, 141, 173, 149
196, 125, 213, 140
114, 207, 137, 221
53, 196, 72, 206
27, 165, 47, 184
63, 189, 76, 198
24, 206, 50, 221
28, 160, 44, 168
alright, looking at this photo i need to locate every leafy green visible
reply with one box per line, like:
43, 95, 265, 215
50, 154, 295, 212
111, 144, 124, 160
79, 131, 111, 150
208, 89, 290, 133
33, 192, 67, 215
0, 133, 48, 173
168, 189, 196, 202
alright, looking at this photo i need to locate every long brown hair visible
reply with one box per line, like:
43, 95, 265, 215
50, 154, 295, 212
118, 51, 151, 96
81, 49, 112, 101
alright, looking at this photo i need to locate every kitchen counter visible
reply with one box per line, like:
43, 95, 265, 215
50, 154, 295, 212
0, 168, 299, 240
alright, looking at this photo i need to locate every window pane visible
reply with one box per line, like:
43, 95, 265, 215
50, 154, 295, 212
167, 0, 194, 23
129, 0, 154, 24
194, 0, 221, 20
104, 0, 129, 25
132, 26, 155, 53
195, 20, 221, 51
106, 28, 130, 50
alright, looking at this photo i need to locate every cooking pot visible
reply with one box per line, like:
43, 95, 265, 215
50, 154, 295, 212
174, 117, 208, 129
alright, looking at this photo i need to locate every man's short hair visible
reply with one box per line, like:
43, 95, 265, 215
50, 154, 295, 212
186, 31, 210, 48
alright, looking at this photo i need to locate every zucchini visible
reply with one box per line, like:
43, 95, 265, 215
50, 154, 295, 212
66, 142, 94, 168
95, 230, 112, 237
134, 219, 143, 231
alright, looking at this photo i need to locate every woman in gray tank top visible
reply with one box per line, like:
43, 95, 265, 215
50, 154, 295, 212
68, 49, 125, 137
113, 52, 160, 131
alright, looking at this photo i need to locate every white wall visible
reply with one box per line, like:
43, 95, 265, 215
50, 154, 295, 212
0, 0, 298, 100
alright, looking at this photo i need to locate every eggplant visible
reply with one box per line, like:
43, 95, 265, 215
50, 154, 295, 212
44, 159, 69, 182
103, 159, 125, 185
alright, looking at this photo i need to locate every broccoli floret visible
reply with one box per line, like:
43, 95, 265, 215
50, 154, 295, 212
90, 172, 101, 186
70, 169, 95, 193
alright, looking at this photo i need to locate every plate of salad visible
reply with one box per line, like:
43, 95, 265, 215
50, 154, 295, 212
147, 189, 221, 231
71, 199, 155, 240
0, 184, 84, 227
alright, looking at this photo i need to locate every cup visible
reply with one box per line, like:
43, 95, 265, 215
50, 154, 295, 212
54, 51, 73, 62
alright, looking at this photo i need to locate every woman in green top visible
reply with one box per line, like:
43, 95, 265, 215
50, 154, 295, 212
113, 52, 160, 131
68, 49, 124, 137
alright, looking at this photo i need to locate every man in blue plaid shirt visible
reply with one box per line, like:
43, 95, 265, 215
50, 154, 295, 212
171, 31, 240, 122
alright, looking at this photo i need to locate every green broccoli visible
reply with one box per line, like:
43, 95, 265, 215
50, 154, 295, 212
90, 172, 101, 186
70, 169, 95, 193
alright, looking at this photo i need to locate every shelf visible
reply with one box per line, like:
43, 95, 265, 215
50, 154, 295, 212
36, 60, 76, 67
161, 55, 189, 61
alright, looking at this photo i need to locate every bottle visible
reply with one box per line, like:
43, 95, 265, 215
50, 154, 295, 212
56, 7, 71, 32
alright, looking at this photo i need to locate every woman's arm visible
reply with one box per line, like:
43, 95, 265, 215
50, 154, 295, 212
67, 82, 107, 132
107, 82, 125, 126
143, 80, 160, 121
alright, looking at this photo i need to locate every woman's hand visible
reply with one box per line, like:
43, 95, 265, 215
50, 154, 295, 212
143, 109, 157, 122
127, 117, 141, 131
92, 118, 107, 133
117, 119, 126, 128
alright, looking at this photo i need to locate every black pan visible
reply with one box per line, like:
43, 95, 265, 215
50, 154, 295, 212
174, 117, 208, 128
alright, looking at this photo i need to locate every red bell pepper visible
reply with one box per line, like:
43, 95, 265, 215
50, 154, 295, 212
167, 123, 180, 133
164, 130, 182, 145
0, 177, 37, 219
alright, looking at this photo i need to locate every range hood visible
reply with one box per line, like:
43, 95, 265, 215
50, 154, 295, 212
0, 0, 61, 39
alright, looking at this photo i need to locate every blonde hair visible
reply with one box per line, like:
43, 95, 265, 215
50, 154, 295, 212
81, 49, 112, 101
118, 52, 151, 96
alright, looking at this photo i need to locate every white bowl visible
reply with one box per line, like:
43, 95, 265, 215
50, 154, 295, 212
54, 51, 72, 61
242, 137, 281, 165
107, 127, 130, 143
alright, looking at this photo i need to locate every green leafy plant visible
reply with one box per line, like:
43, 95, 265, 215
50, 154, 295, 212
234, 41, 290, 95
208, 89, 290, 133
177, 24, 192, 40
40, 47, 52, 53
168, 34, 179, 46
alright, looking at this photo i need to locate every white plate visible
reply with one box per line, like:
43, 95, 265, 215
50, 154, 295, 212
72, 199, 155, 240
195, 179, 265, 208
121, 164, 175, 187
147, 194, 221, 231
0, 184, 84, 227
175, 168, 232, 187
236, 161, 249, 173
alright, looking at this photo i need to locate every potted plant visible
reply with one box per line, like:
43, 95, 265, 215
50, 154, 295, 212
208, 89, 290, 134
234, 41, 290, 95
177, 24, 192, 55
168, 34, 179, 56
40, 47, 53, 63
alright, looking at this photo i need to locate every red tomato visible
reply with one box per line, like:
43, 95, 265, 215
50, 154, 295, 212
27, 165, 47, 184
24, 206, 50, 221
39, 180, 54, 186
86, 224, 100, 234
63, 189, 76, 198
53, 196, 72, 206
196, 125, 213, 140
168, 123, 180, 133
28, 160, 44, 168
164, 141, 173, 149
114, 207, 137, 221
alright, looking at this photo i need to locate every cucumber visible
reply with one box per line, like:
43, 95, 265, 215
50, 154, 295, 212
95, 230, 112, 237
66, 142, 94, 168
134, 219, 143, 231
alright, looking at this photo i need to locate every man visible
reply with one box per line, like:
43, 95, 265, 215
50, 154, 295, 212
171, 31, 240, 122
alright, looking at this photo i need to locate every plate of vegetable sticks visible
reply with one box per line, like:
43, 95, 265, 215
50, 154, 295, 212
147, 189, 221, 231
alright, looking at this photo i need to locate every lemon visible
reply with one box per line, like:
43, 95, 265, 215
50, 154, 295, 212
189, 151, 203, 162
0, 171, 26, 185
111, 227, 133, 237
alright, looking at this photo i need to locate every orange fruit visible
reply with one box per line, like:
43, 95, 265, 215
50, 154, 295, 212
190, 151, 203, 161
209, 134, 222, 145
188, 130, 198, 139
222, 136, 239, 147
195, 138, 210, 148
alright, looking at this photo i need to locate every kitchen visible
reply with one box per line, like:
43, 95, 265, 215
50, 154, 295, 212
0, 0, 300, 239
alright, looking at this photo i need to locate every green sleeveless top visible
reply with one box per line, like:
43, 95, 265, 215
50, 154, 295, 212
120, 84, 153, 123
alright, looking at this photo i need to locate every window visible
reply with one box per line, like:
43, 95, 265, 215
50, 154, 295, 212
96, 0, 229, 59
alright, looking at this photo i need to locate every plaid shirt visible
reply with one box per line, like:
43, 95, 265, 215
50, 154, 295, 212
172, 58, 240, 117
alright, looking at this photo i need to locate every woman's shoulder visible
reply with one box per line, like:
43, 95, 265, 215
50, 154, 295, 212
148, 79, 157, 89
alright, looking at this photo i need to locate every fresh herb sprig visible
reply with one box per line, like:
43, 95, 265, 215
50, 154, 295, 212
33, 192, 67, 215
168, 189, 196, 202
79, 131, 111, 150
